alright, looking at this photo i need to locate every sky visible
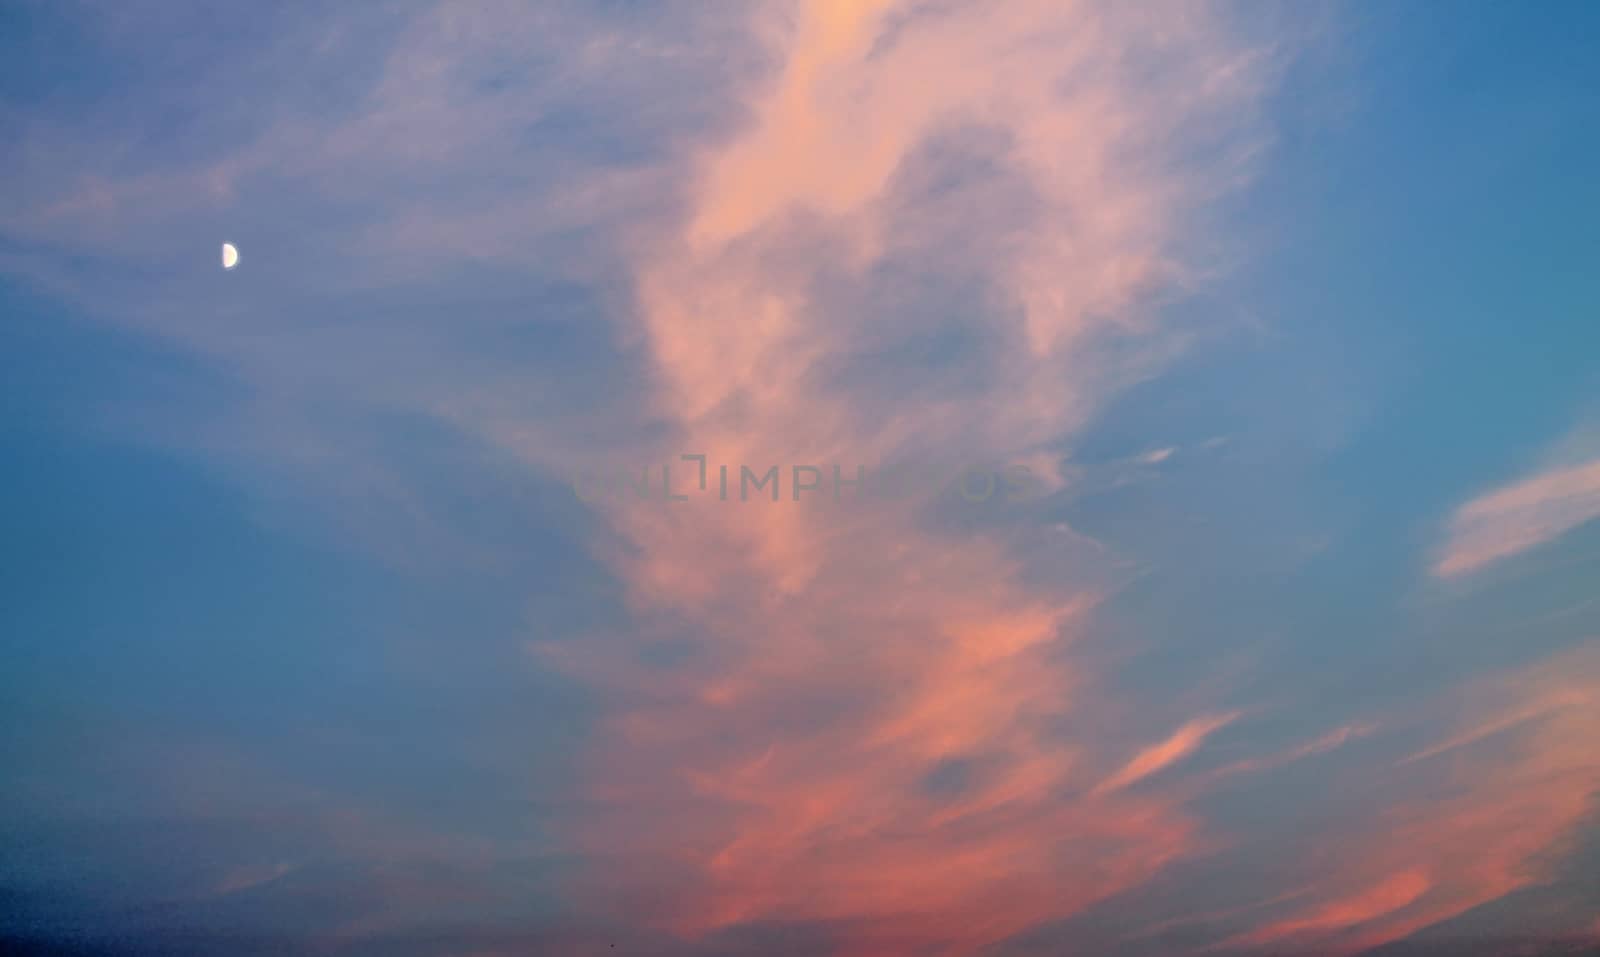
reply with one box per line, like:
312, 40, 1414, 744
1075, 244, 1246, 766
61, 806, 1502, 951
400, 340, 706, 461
2, 2, 1599, 955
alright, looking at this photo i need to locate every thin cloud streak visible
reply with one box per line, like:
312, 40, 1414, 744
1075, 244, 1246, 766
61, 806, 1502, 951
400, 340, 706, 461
1434, 458, 1600, 578
1094, 712, 1240, 796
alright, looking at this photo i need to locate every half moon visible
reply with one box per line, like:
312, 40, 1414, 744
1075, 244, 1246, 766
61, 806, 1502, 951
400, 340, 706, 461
221, 242, 239, 270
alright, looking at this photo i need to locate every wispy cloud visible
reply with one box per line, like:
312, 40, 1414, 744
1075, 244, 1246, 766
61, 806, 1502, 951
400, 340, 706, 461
1434, 458, 1600, 578
1095, 712, 1239, 795
1226, 645, 1600, 955
533, 1, 1276, 950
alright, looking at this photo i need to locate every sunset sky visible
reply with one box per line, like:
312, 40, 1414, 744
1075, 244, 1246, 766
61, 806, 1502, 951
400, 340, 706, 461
3, 2, 1599, 955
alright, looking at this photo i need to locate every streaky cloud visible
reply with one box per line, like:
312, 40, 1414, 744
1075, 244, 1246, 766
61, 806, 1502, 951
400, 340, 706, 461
1434, 458, 1600, 578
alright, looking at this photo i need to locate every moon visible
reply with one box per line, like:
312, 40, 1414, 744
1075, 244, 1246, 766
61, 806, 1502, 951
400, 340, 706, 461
221, 242, 239, 270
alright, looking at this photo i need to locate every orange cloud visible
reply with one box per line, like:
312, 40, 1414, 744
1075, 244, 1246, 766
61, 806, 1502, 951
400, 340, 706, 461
539, 1, 1273, 953
1227, 644, 1600, 955
1094, 712, 1240, 795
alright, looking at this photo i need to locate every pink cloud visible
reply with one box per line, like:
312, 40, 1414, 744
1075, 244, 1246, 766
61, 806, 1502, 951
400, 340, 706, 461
1226, 645, 1600, 955
1434, 458, 1600, 578
537, 1, 1276, 952
1094, 712, 1240, 795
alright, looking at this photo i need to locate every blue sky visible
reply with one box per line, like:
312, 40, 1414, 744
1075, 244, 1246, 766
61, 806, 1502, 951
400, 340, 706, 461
4, 3, 1599, 955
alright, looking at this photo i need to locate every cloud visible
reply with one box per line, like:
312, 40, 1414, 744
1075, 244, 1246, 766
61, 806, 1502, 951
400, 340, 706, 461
528, 1, 1277, 952
1094, 712, 1239, 795
1136, 446, 1178, 466
1224, 645, 1600, 955
1201, 721, 1376, 782
1434, 458, 1600, 578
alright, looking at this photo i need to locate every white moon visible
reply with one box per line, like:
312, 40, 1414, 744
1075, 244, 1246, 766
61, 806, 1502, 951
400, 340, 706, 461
221, 242, 239, 270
